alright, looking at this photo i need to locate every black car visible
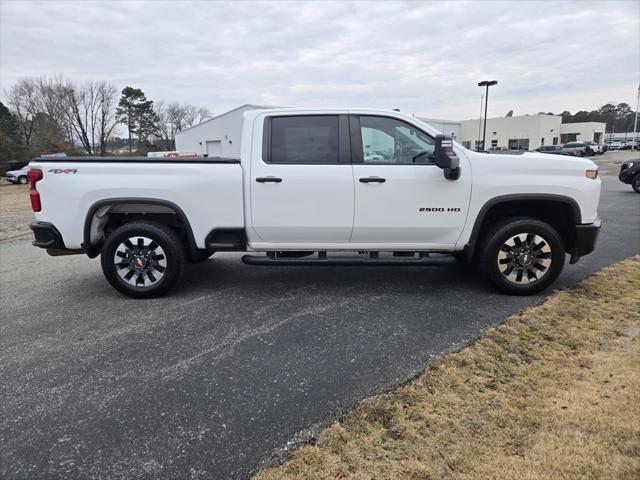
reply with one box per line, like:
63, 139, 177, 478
618, 160, 640, 193
535, 145, 564, 154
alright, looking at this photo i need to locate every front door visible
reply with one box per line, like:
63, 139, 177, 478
250, 114, 354, 245
350, 115, 471, 248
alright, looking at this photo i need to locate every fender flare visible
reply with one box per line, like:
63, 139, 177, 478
82, 198, 198, 258
463, 193, 582, 260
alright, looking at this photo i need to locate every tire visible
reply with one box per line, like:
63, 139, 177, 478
100, 221, 185, 298
477, 217, 565, 295
18, 176, 28, 184
632, 174, 640, 194
188, 250, 214, 262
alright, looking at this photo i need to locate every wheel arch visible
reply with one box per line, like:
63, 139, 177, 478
82, 198, 198, 258
464, 194, 581, 260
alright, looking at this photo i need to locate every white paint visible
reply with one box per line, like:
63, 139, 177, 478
31, 107, 601, 255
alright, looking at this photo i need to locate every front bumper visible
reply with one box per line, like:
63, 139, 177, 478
568, 218, 601, 263
6, 176, 17, 183
30, 222, 66, 249
618, 166, 637, 184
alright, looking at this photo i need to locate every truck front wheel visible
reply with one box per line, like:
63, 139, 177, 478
478, 218, 565, 295
100, 221, 185, 298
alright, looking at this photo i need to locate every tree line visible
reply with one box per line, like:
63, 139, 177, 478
541, 103, 636, 133
0, 75, 211, 171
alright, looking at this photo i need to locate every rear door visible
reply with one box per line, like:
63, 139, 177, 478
249, 113, 354, 245
350, 114, 471, 247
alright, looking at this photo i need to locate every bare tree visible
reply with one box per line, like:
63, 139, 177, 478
154, 101, 173, 150
153, 102, 210, 151
63, 80, 118, 155
36, 76, 73, 145
5, 78, 39, 146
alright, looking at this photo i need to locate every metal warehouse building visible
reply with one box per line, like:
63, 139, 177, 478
175, 104, 273, 158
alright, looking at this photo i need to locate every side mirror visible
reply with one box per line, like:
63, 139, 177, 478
433, 135, 461, 180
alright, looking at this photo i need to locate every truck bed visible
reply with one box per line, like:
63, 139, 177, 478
33, 156, 240, 164
29, 156, 245, 250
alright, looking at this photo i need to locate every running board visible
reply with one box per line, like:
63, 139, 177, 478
241, 253, 456, 267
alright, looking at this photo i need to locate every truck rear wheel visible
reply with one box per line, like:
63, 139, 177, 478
101, 221, 185, 298
477, 217, 565, 295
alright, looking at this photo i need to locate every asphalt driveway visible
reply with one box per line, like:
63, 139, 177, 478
1, 174, 638, 480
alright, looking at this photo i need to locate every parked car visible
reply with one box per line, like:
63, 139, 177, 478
27, 107, 601, 298
5, 165, 31, 184
621, 141, 640, 150
584, 141, 603, 155
535, 145, 564, 155
618, 160, 640, 193
561, 142, 591, 157
485, 146, 509, 152
608, 141, 623, 151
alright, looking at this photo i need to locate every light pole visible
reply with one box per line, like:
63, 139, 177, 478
632, 83, 640, 150
477, 94, 483, 150
478, 80, 498, 151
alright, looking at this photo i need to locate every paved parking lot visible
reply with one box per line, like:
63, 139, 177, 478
1, 169, 638, 479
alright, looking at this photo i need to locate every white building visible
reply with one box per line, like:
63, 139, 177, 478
416, 117, 461, 139
175, 104, 274, 158
459, 114, 606, 151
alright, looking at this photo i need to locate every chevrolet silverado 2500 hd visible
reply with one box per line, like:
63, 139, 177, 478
28, 108, 602, 298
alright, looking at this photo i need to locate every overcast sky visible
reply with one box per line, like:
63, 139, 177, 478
1, 0, 638, 120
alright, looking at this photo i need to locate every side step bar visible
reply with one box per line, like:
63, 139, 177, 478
241, 253, 456, 267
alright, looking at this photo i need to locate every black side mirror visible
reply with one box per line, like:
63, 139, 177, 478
433, 135, 461, 180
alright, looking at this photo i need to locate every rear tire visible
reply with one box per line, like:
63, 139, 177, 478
632, 174, 640, 194
477, 217, 565, 295
101, 221, 185, 298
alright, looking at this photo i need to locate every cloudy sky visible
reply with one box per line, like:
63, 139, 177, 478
1, 0, 638, 120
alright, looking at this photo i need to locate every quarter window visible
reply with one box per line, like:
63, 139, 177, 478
359, 116, 435, 164
269, 116, 339, 164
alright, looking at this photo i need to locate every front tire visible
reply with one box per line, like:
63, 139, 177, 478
18, 176, 28, 184
101, 221, 185, 298
632, 174, 640, 193
477, 218, 565, 295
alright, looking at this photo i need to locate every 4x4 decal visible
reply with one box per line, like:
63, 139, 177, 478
48, 168, 78, 174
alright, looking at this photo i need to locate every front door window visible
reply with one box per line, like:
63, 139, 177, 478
359, 116, 435, 165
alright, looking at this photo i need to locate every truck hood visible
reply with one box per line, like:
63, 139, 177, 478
466, 150, 597, 172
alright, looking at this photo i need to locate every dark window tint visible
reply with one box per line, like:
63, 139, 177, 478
270, 116, 339, 164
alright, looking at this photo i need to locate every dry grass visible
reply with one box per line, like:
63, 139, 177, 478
0, 183, 33, 242
255, 257, 640, 480
0, 182, 30, 213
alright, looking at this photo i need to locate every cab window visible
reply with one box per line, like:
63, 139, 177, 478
359, 116, 435, 165
268, 115, 339, 164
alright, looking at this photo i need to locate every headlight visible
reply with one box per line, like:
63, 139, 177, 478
585, 169, 598, 179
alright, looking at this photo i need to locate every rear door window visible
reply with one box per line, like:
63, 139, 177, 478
268, 116, 340, 164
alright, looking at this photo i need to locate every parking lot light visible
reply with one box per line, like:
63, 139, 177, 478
478, 80, 498, 151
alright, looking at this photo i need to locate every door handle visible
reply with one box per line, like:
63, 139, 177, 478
359, 177, 386, 183
256, 176, 282, 183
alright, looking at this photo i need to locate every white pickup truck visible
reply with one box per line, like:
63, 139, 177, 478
28, 108, 602, 298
